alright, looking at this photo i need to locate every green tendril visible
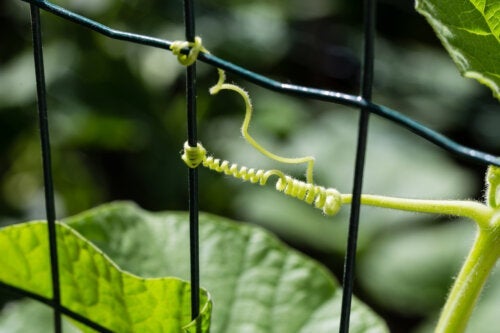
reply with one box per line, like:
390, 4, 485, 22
180, 141, 342, 215
172, 38, 340, 215
486, 165, 500, 208
209, 68, 316, 184
170, 36, 208, 66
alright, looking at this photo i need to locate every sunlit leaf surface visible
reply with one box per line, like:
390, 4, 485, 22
416, 0, 500, 100
0, 220, 211, 333
66, 202, 388, 333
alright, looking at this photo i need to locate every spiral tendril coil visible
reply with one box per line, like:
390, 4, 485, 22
170, 36, 208, 66
174, 39, 341, 216
181, 141, 342, 215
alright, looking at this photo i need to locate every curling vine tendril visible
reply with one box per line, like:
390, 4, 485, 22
171, 38, 342, 215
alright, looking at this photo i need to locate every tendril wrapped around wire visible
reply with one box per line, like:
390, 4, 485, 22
181, 141, 342, 215
174, 38, 342, 216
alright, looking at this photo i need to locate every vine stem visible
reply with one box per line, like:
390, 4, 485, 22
341, 194, 493, 227
435, 226, 500, 333
341, 192, 499, 332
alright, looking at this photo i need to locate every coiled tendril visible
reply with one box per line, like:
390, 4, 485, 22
170, 36, 207, 66
174, 38, 342, 216
276, 176, 341, 215
181, 142, 342, 215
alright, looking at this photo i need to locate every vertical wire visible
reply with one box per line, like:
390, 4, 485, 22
29, 5, 62, 333
339, 0, 375, 332
183, 0, 200, 324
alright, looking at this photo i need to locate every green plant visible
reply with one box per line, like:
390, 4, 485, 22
178, 2, 500, 330
0, 0, 499, 332
412, 2, 500, 330
0, 202, 388, 332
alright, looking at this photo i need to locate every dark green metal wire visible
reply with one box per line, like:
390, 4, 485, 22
20, 0, 500, 167
0, 282, 113, 333
340, 0, 376, 331
183, 0, 201, 325
29, 5, 62, 333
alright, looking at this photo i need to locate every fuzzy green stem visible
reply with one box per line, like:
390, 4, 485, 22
341, 192, 498, 332
341, 194, 493, 227
434, 226, 500, 333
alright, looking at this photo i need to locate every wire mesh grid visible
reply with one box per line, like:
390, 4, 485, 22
1, 0, 499, 332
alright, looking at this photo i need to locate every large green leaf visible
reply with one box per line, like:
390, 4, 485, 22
0, 202, 388, 332
416, 0, 500, 100
0, 221, 211, 333
63, 202, 388, 333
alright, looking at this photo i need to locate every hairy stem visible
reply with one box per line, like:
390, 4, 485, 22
341, 194, 493, 228
434, 227, 500, 333
341, 191, 498, 332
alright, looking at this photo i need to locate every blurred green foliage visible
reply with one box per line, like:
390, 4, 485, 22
1, 0, 499, 332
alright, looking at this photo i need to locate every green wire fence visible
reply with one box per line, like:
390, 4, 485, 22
1, 0, 499, 332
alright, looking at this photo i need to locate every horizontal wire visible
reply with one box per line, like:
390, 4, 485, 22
0, 282, 113, 333
22, 0, 500, 167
